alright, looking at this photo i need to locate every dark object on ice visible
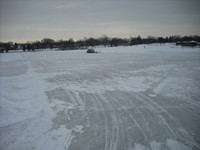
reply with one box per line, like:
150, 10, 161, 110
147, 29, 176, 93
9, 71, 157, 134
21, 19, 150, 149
87, 49, 96, 53
176, 41, 198, 47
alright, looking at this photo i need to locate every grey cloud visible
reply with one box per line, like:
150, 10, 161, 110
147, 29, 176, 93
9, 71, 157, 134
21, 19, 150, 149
0, 0, 199, 42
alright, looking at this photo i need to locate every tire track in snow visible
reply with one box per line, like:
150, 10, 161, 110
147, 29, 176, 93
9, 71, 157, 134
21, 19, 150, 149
89, 94, 105, 139
103, 93, 152, 150
100, 92, 149, 149
97, 93, 131, 150
67, 93, 105, 150
134, 93, 181, 137
105, 91, 199, 149
136, 93, 185, 124
92, 94, 111, 150
186, 108, 200, 119
86, 93, 128, 150
97, 94, 121, 150
135, 92, 200, 148
86, 93, 117, 150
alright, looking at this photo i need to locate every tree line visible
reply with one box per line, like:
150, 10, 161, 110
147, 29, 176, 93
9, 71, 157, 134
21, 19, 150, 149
1, 35, 200, 52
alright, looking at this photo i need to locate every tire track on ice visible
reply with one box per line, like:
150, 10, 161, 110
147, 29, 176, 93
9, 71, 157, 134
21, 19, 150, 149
186, 108, 200, 119
92, 93, 127, 150
99, 93, 153, 150
103, 93, 152, 150
92, 94, 111, 150
105, 91, 199, 149
68, 93, 105, 150
86, 93, 118, 150
135, 92, 200, 148
134, 93, 181, 137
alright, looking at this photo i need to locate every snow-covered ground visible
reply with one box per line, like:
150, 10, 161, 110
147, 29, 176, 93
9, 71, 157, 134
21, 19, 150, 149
0, 44, 200, 150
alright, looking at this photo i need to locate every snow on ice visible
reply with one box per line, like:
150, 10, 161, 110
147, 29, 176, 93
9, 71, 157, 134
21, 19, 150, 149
0, 44, 200, 150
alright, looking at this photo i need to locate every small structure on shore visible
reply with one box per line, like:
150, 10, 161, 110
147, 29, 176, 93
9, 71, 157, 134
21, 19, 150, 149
176, 41, 199, 47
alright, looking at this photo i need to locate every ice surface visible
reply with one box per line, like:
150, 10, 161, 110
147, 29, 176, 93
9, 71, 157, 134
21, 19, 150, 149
0, 44, 200, 150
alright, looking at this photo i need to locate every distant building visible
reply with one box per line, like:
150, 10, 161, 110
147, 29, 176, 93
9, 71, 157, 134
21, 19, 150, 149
176, 41, 199, 47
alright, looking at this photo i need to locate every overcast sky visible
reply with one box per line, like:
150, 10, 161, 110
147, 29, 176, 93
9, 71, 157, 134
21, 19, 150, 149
0, 0, 200, 42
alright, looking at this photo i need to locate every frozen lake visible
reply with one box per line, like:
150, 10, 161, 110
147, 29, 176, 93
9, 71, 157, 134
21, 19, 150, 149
0, 44, 200, 150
